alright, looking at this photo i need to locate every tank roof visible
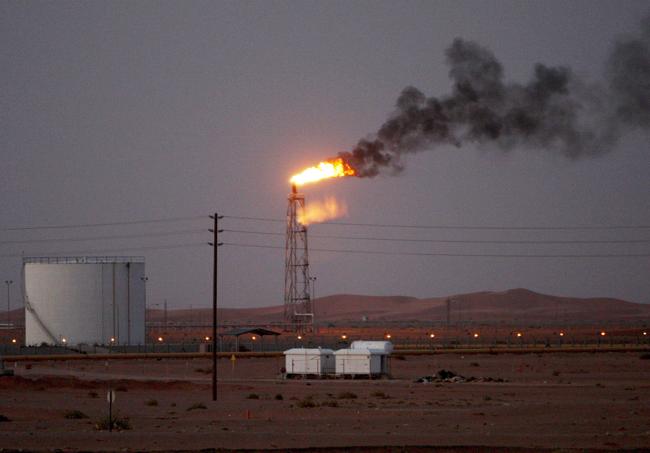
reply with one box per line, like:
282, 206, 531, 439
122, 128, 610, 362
23, 256, 145, 264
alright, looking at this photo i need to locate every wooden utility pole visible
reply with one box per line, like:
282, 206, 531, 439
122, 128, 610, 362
209, 213, 223, 401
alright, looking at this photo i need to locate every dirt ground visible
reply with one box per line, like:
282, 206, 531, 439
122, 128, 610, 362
1, 352, 649, 452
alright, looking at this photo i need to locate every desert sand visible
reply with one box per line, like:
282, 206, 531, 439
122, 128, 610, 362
1, 351, 649, 452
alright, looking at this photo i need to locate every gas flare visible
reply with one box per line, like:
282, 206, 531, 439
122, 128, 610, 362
290, 157, 355, 186
298, 197, 348, 225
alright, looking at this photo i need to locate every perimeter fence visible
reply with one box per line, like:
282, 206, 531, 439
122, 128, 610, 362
1, 333, 649, 356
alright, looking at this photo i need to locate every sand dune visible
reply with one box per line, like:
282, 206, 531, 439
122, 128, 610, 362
8, 288, 648, 326
163, 288, 650, 325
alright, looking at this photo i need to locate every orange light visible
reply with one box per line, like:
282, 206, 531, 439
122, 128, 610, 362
110, 337, 115, 343
385, 333, 392, 339
600, 331, 606, 337
61, 337, 67, 344
559, 332, 565, 337
11, 338, 17, 344
429, 333, 435, 338
643, 331, 647, 336
158, 336, 163, 342
298, 197, 348, 225
290, 157, 355, 186
297, 335, 302, 340
473, 333, 479, 338
341, 334, 347, 340
516, 332, 522, 338
204, 336, 210, 341
251, 336, 257, 341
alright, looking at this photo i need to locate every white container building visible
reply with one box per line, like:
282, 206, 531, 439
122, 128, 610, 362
284, 348, 335, 376
335, 341, 392, 377
350, 340, 393, 354
23, 256, 146, 346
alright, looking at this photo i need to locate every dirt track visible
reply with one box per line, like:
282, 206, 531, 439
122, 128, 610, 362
1, 352, 649, 452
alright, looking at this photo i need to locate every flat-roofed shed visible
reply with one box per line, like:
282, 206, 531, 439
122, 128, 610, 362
223, 327, 281, 352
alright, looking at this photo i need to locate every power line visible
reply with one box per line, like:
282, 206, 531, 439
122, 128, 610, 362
9, 229, 205, 245
223, 215, 650, 231
0, 215, 206, 232
223, 215, 284, 223
0, 242, 206, 259
0, 229, 206, 246
221, 241, 650, 258
223, 228, 650, 245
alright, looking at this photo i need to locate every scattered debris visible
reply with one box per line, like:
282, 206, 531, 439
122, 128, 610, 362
415, 369, 506, 383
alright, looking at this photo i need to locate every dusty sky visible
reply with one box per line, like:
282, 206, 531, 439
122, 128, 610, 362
2, 0, 649, 309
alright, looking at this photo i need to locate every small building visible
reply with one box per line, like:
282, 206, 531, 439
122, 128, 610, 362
284, 348, 335, 377
223, 327, 280, 352
335, 340, 392, 377
350, 340, 393, 354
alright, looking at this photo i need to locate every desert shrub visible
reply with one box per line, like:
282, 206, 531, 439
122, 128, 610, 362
274, 394, 283, 401
337, 391, 357, 399
87, 391, 98, 398
94, 415, 131, 431
64, 410, 88, 419
640, 353, 650, 360
0, 415, 10, 422
370, 391, 389, 399
296, 397, 317, 408
145, 399, 158, 407
246, 393, 260, 400
187, 403, 207, 411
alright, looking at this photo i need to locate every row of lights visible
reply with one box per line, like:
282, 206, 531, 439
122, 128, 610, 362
294, 330, 650, 341
8, 331, 648, 345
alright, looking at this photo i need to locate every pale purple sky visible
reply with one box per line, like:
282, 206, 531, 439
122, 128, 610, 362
2, 1, 649, 309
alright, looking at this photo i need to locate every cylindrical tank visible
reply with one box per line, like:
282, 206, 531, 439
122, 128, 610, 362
23, 257, 145, 346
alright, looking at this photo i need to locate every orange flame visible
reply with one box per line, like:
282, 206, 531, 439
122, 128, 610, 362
298, 197, 348, 225
290, 157, 355, 186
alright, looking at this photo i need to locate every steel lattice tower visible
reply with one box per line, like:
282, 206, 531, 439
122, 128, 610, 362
284, 184, 313, 332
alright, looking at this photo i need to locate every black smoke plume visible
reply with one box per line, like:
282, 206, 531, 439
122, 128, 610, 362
339, 17, 650, 177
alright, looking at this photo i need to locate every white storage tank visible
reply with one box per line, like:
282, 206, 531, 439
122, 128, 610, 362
284, 348, 335, 376
23, 256, 146, 346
